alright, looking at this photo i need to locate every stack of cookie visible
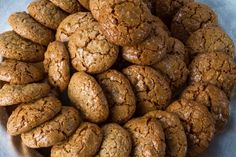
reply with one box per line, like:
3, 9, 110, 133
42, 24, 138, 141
0, 0, 235, 157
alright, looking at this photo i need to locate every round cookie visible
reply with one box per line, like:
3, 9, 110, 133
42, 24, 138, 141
96, 123, 132, 157
7, 96, 62, 136
98, 0, 153, 46
166, 99, 215, 157
0, 59, 44, 85
181, 83, 230, 131
152, 55, 189, 91
51, 122, 103, 157
0, 31, 45, 62
122, 16, 169, 65
145, 110, 187, 157
189, 52, 236, 97
8, 12, 55, 46
124, 117, 166, 157
171, 2, 218, 43
68, 72, 109, 123
96, 70, 136, 123
68, 22, 119, 74
122, 65, 171, 115
78, 0, 90, 10
0, 83, 50, 106
56, 12, 96, 42
186, 27, 235, 58
27, 0, 68, 30
44, 41, 70, 92
21, 106, 81, 148
50, 0, 82, 13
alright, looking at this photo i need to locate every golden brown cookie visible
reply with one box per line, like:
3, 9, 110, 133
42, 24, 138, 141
96, 123, 132, 157
27, 0, 68, 30
122, 16, 169, 65
96, 70, 136, 123
56, 12, 96, 42
51, 122, 103, 157
7, 96, 62, 136
0, 83, 50, 106
50, 0, 82, 13
122, 65, 171, 115
68, 72, 109, 123
0, 59, 44, 85
8, 12, 55, 46
186, 27, 235, 58
189, 52, 236, 97
44, 41, 70, 92
145, 110, 187, 157
171, 2, 218, 42
21, 106, 81, 148
98, 0, 153, 46
181, 83, 230, 132
124, 117, 166, 157
0, 31, 45, 62
78, 0, 90, 10
166, 99, 215, 157
68, 22, 119, 74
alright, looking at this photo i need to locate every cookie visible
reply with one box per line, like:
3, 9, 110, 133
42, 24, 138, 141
145, 110, 187, 157
78, 0, 90, 10
21, 106, 81, 148
50, 0, 82, 13
68, 22, 119, 74
68, 72, 109, 123
0, 83, 50, 106
0, 59, 44, 85
186, 27, 235, 58
90, 0, 108, 20
51, 122, 103, 157
56, 12, 96, 42
171, 2, 218, 42
7, 96, 62, 136
96, 123, 132, 157
122, 65, 171, 115
124, 117, 166, 157
122, 16, 169, 65
8, 12, 55, 46
181, 83, 230, 132
98, 0, 153, 46
152, 55, 189, 91
189, 52, 236, 97
96, 70, 136, 123
27, 0, 68, 30
166, 99, 215, 157
0, 31, 45, 62
44, 41, 70, 92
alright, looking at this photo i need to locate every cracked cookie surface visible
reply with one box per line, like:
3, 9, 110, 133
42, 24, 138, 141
51, 122, 103, 157
44, 41, 70, 92
8, 12, 55, 46
181, 83, 230, 132
189, 52, 236, 97
96, 70, 136, 123
0, 31, 45, 62
122, 65, 171, 115
68, 72, 109, 123
145, 110, 187, 157
68, 22, 119, 74
166, 99, 215, 157
7, 96, 62, 136
21, 106, 81, 148
0, 83, 50, 106
28, 0, 68, 30
171, 2, 218, 42
124, 117, 166, 157
50, 0, 82, 13
0, 59, 44, 85
98, 0, 153, 46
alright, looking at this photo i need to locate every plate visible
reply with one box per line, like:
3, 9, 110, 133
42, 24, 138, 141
0, 0, 235, 157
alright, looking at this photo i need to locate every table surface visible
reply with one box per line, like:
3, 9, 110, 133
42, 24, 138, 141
0, 0, 236, 157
